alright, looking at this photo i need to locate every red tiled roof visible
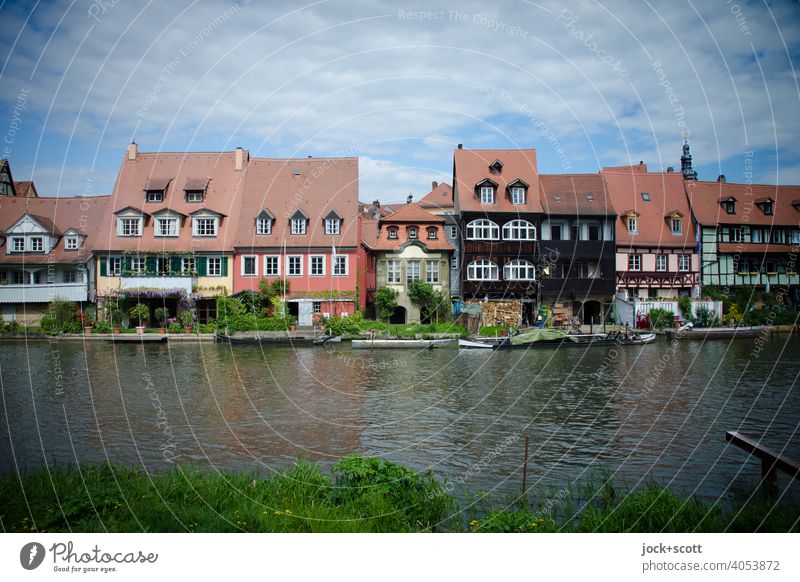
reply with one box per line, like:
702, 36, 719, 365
418, 182, 453, 209
539, 174, 615, 216
235, 157, 359, 250
0, 196, 112, 264
377, 203, 444, 223
14, 181, 38, 197
96, 150, 247, 252
602, 168, 696, 248
454, 148, 543, 213
371, 203, 454, 252
360, 218, 379, 249
686, 181, 800, 226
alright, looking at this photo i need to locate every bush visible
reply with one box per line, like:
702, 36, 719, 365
179, 310, 194, 328
92, 321, 112, 334
375, 287, 398, 321
647, 308, 675, 330
111, 309, 126, 328
40, 314, 59, 333
331, 455, 453, 531
154, 307, 169, 326
167, 322, 183, 334
62, 318, 83, 334
678, 296, 693, 321
694, 305, 720, 328
129, 303, 150, 327
48, 300, 77, 329
324, 311, 364, 336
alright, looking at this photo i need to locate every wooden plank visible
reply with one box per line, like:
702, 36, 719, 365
725, 431, 800, 480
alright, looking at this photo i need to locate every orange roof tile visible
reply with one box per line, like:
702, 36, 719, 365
418, 182, 453, 209
539, 174, 615, 216
685, 181, 800, 227
454, 148, 543, 214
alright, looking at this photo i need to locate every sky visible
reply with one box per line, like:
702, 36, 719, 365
0, 0, 798, 201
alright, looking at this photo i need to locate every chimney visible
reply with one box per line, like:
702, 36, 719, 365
372, 200, 380, 207
235, 147, 245, 171
127, 141, 138, 161
717, 174, 726, 183
666, 166, 674, 173
432, 180, 438, 190
457, 144, 463, 149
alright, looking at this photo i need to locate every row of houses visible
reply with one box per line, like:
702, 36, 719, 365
1, 142, 798, 327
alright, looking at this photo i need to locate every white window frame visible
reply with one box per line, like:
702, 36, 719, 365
387, 227, 398, 240
109, 256, 122, 276
502, 219, 536, 241
730, 228, 743, 243
678, 254, 691, 272
425, 260, 439, 284
479, 186, 494, 204
263, 255, 280, 277
466, 219, 499, 240
181, 257, 196, 274
241, 255, 258, 277
193, 217, 218, 237
310, 255, 325, 277
427, 227, 438, 240
130, 256, 145, 274
118, 217, 142, 237
510, 187, 525, 205
65, 236, 79, 250
406, 260, 421, 286
30, 237, 43, 252
11, 237, 24, 252
408, 227, 418, 239
752, 229, 764, 243
627, 217, 638, 233
656, 255, 667, 272
256, 218, 272, 235
325, 218, 340, 235
503, 259, 535, 281
287, 255, 303, 277
155, 217, 179, 237
467, 259, 499, 281
671, 218, 682, 235
333, 255, 348, 277
291, 219, 306, 235
447, 225, 457, 239
208, 257, 223, 277
186, 191, 203, 203
146, 190, 163, 203
387, 259, 400, 284
628, 254, 641, 271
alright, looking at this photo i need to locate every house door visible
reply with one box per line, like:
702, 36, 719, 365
298, 301, 314, 327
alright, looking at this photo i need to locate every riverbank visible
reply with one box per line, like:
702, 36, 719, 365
1, 457, 796, 533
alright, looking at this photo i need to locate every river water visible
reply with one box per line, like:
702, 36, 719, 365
1, 336, 799, 503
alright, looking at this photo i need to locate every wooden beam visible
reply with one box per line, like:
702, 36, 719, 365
725, 431, 800, 485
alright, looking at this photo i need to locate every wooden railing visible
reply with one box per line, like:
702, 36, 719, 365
725, 431, 800, 487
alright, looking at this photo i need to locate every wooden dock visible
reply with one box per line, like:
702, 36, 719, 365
725, 431, 800, 488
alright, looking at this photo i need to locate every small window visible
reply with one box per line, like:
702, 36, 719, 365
678, 255, 691, 272
588, 225, 601, 240
119, 217, 141, 236
310, 255, 325, 276
408, 227, 418, 239
627, 217, 638, 233
467, 259, 498, 281
641, 192, 651, 201
628, 254, 641, 271
752, 229, 764, 243
480, 186, 494, 204
510, 187, 525, 205
656, 255, 667, 271
208, 257, 223, 276
186, 191, 203, 203
156, 217, 179, 237
64, 270, 80, 283
724, 200, 735, 214
503, 220, 536, 241
762, 201, 773, 215
671, 218, 682, 235
427, 227, 437, 240
109, 257, 122, 275
256, 218, 272, 235
550, 224, 563, 240
333, 255, 347, 276
264, 256, 280, 276
425, 260, 439, 284
181, 257, 195, 274
287, 255, 303, 276
242, 255, 258, 277
12, 271, 25, 284
291, 219, 306, 235
130, 256, 145, 274
30, 237, 43, 252
388, 227, 398, 239
313, 302, 322, 314
325, 218, 341, 235
65, 237, 79, 250
466, 219, 499, 240
730, 228, 743, 243
504, 259, 535, 281
387, 260, 400, 284
146, 190, 163, 203
193, 217, 217, 237
11, 238, 25, 252
406, 260, 420, 286
447, 225, 457, 239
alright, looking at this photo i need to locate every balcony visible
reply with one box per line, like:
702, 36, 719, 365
462, 280, 537, 299
0, 283, 88, 303
540, 277, 616, 299
539, 240, 615, 261
121, 275, 194, 294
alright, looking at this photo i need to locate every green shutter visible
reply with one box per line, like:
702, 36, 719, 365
221, 256, 229, 277
124, 256, 132, 272
145, 256, 156, 274
171, 256, 182, 274
99, 257, 107, 277
196, 256, 207, 276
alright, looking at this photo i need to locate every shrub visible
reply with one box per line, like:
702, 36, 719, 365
408, 281, 449, 323
62, 318, 83, 334
179, 310, 194, 328
40, 314, 59, 333
647, 308, 675, 330
324, 311, 364, 336
129, 303, 150, 327
48, 300, 77, 329
694, 305, 720, 328
92, 321, 112, 334
154, 307, 169, 326
725, 304, 743, 326
678, 296, 693, 321
375, 287, 398, 321
111, 309, 126, 328
167, 322, 183, 334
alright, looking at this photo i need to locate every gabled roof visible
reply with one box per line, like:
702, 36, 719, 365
151, 208, 188, 217
0, 196, 112, 264
14, 181, 39, 197
475, 177, 500, 188
371, 204, 453, 251
418, 182, 453, 210
189, 207, 226, 217
506, 178, 530, 189
686, 181, 800, 226
539, 174, 614, 217
290, 209, 308, 221
378, 203, 444, 223
144, 177, 172, 191
256, 209, 274, 220
324, 209, 342, 221
454, 148, 543, 214
113, 206, 149, 216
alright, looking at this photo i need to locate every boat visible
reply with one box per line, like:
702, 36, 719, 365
463, 328, 656, 349
313, 335, 341, 346
215, 332, 317, 345
107, 334, 168, 343
664, 323, 764, 340
458, 337, 508, 349
351, 338, 456, 349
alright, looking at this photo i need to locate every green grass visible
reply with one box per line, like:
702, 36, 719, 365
1, 457, 796, 533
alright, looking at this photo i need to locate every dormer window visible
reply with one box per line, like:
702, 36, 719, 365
186, 190, 203, 202
324, 210, 342, 235
489, 160, 503, 174
146, 190, 163, 203
30, 237, 43, 252
408, 227, 418, 239
671, 217, 682, 234
511, 187, 525, 205
11, 237, 24, 252
65, 237, 78, 250
756, 198, 774, 215
480, 186, 494, 204
289, 210, 308, 235
628, 217, 637, 233
641, 192, 651, 201
388, 227, 398, 239
155, 217, 179, 237
256, 210, 273, 235
722, 198, 736, 214
193, 217, 217, 237
427, 227, 437, 239
118, 217, 142, 236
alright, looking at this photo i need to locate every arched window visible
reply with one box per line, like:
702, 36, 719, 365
466, 219, 499, 240
504, 259, 536, 281
502, 219, 536, 241
467, 259, 499, 281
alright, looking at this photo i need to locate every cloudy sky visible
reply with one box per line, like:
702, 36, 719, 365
1, 0, 798, 200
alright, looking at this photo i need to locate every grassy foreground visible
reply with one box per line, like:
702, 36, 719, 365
1, 456, 797, 533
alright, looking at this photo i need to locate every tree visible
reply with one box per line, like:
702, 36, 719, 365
408, 281, 449, 323
129, 303, 150, 327
375, 287, 398, 321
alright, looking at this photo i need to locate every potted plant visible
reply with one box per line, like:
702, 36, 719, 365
168, 321, 183, 334
129, 303, 150, 335
180, 309, 194, 334
93, 321, 112, 334
111, 309, 125, 334
154, 307, 169, 334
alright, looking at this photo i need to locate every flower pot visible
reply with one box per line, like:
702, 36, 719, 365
290, 325, 297, 332
183, 327, 192, 334
158, 328, 166, 334
84, 326, 93, 334
136, 326, 145, 335
113, 327, 120, 335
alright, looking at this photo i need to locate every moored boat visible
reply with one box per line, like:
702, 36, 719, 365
215, 332, 317, 345
458, 337, 508, 349
664, 324, 764, 340
351, 338, 455, 349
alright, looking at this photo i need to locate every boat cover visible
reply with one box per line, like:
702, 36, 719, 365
510, 328, 578, 345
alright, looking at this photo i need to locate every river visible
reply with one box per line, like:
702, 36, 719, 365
1, 335, 798, 503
